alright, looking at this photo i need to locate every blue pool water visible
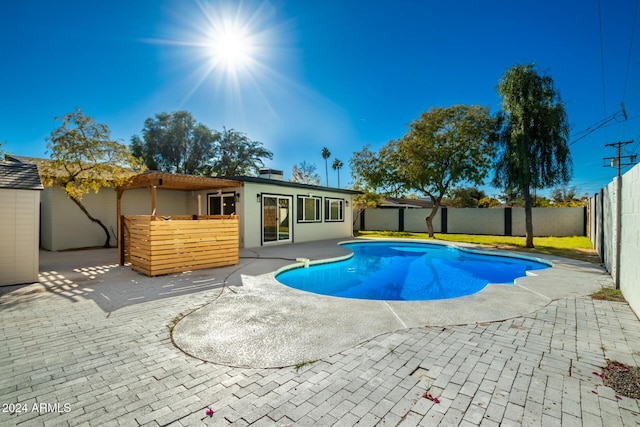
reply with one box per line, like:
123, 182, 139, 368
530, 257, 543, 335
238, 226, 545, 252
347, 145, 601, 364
276, 241, 551, 301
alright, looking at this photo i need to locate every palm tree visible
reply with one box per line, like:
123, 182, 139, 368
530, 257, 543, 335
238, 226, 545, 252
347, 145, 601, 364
332, 158, 343, 188
321, 147, 331, 186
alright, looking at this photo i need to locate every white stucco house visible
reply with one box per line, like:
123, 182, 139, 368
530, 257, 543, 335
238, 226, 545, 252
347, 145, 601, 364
221, 169, 359, 248
0, 160, 43, 285
12, 156, 358, 251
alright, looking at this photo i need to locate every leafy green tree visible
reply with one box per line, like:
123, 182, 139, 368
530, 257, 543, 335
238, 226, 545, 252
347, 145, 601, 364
207, 127, 273, 176
551, 185, 585, 207
290, 161, 321, 185
332, 158, 343, 188
131, 111, 218, 175
498, 186, 522, 206
352, 185, 384, 228
321, 147, 331, 186
350, 144, 408, 197
533, 196, 552, 207
447, 186, 487, 208
40, 108, 144, 248
478, 196, 501, 208
494, 64, 572, 247
352, 105, 499, 237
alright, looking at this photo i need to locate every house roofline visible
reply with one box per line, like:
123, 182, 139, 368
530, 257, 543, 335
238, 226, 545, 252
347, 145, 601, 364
224, 175, 362, 195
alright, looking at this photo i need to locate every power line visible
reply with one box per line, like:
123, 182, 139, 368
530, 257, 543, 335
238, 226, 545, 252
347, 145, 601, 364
598, 0, 607, 117
603, 141, 637, 176
631, 133, 640, 153
569, 110, 623, 146
623, 0, 640, 102
628, 129, 640, 151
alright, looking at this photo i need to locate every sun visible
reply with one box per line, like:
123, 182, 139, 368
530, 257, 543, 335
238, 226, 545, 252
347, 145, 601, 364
147, 1, 289, 106
207, 23, 256, 73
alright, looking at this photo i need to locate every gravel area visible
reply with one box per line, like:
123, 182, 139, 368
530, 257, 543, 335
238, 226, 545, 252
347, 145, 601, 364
603, 360, 640, 400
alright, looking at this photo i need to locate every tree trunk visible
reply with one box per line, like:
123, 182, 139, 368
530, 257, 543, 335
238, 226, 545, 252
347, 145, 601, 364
325, 160, 329, 187
523, 186, 534, 248
425, 203, 440, 238
69, 195, 112, 248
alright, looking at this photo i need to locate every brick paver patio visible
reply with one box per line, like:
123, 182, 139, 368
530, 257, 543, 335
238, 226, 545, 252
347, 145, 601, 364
1, 247, 639, 426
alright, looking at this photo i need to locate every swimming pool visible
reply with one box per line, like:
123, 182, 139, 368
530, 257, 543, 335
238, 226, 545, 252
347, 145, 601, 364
276, 241, 551, 301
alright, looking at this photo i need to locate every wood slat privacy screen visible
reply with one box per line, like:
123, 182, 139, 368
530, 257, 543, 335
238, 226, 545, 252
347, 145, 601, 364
122, 215, 239, 276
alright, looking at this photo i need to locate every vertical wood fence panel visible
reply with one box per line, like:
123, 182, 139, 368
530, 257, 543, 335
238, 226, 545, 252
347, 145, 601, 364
123, 215, 239, 276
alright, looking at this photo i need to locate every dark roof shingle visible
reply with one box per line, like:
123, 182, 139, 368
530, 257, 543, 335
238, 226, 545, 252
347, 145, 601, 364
0, 162, 44, 190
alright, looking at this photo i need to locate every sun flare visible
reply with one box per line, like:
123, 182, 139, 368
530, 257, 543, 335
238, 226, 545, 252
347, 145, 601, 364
148, 1, 291, 110
207, 24, 255, 72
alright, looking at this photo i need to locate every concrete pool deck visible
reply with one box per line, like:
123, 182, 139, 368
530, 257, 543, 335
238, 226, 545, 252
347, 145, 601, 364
173, 238, 612, 368
1, 238, 640, 426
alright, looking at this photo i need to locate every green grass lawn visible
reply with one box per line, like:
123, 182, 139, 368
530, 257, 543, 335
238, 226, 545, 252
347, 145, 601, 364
355, 230, 601, 264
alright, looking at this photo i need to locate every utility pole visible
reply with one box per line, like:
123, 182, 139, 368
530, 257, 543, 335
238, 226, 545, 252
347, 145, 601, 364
603, 141, 637, 176
602, 140, 636, 290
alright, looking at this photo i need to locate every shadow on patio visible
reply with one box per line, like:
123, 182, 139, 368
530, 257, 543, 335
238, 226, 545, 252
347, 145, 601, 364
0, 239, 355, 314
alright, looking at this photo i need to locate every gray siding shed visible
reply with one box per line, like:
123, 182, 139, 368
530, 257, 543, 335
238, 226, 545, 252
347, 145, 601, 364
0, 161, 43, 286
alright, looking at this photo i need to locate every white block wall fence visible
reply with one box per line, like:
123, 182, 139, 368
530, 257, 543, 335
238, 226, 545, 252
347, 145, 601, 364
355, 206, 586, 237
590, 162, 640, 317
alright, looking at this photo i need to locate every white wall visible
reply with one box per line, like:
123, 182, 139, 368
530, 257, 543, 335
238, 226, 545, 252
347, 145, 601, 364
364, 209, 400, 232
41, 186, 192, 251
41, 186, 116, 251
361, 207, 584, 236
241, 182, 354, 248
448, 208, 503, 235
41, 182, 355, 250
40, 186, 54, 250
405, 209, 442, 233
589, 163, 640, 317
620, 166, 640, 315
511, 207, 585, 237
0, 189, 40, 285
120, 188, 192, 216
598, 181, 618, 276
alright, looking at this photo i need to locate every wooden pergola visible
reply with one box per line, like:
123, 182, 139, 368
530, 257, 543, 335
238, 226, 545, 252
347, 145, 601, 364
117, 171, 242, 214
116, 171, 243, 267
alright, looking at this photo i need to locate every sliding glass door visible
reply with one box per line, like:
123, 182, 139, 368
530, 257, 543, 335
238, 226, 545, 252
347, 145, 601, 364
263, 195, 292, 244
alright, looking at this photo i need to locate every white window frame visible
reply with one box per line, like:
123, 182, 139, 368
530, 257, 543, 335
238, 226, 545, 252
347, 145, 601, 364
297, 195, 322, 223
324, 198, 344, 222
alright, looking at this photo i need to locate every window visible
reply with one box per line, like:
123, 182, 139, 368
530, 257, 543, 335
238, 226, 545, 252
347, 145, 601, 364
324, 198, 344, 222
208, 193, 236, 215
297, 196, 321, 222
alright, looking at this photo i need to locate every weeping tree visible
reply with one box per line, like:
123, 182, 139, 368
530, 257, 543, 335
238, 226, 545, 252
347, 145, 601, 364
494, 64, 572, 248
352, 105, 500, 237
40, 108, 144, 247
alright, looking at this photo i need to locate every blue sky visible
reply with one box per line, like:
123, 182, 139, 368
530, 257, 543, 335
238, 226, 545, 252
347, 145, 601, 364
2, 0, 639, 197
